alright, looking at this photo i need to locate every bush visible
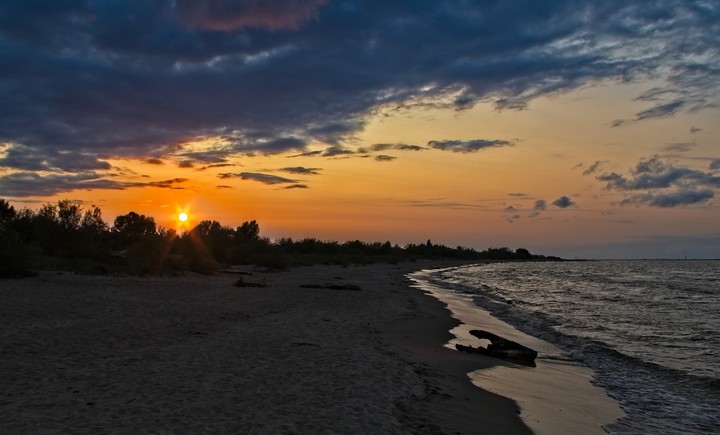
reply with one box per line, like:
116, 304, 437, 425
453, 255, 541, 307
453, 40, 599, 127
0, 231, 36, 278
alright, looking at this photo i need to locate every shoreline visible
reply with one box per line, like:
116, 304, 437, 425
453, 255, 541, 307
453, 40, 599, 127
0, 261, 568, 434
408, 265, 626, 434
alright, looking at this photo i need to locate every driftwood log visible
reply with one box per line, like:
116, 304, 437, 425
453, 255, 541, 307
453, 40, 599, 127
455, 330, 538, 363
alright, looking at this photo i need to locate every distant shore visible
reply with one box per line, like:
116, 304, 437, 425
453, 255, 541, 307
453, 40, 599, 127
1, 260, 540, 433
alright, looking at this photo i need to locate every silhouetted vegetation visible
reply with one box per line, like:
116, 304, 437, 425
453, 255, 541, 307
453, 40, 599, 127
0, 199, 561, 277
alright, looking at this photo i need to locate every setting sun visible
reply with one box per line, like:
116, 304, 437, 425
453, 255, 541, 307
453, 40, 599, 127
178, 212, 188, 222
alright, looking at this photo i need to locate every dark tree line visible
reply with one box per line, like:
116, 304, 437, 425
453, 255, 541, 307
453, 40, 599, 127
0, 199, 559, 277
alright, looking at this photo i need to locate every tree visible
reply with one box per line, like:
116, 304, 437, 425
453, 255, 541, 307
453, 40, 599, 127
191, 220, 234, 263
192, 220, 226, 240
0, 199, 16, 224
57, 200, 82, 231
236, 220, 260, 241
81, 205, 107, 234
113, 212, 157, 245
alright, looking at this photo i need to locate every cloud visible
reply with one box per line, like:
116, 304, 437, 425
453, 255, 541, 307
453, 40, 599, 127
597, 156, 720, 207
597, 156, 720, 191
636, 101, 687, 121
527, 202, 546, 218
175, 149, 231, 168
582, 161, 603, 176
1, 1, 719, 196
321, 146, 354, 157
428, 139, 513, 153
0, 144, 111, 172
621, 190, 714, 208
175, 0, 328, 31
504, 205, 521, 223
613, 101, 687, 127
662, 142, 695, 153
374, 155, 397, 162
358, 143, 425, 153
553, 196, 575, 208
281, 166, 321, 175
290, 150, 323, 158
197, 163, 238, 171
308, 121, 365, 146
220, 172, 298, 185
233, 136, 309, 155
0, 172, 187, 197
283, 184, 308, 189
406, 199, 486, 210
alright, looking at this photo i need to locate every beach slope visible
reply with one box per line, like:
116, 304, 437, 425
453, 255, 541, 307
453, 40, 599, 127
0, 262, 529, 434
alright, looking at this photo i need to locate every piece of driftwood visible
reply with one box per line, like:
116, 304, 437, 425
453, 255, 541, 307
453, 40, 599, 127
455, 329, 538, 363
233, 278, 268, 288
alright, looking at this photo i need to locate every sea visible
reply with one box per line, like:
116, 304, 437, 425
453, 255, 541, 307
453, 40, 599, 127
415, 260, 720, 434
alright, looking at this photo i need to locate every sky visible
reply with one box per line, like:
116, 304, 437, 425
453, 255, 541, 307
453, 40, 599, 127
1, 0, 719, 259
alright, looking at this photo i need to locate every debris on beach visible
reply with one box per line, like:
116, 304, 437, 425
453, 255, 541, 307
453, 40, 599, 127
456, 329, 538, 364
299, 283, 362, 291
233, 277, 269, 288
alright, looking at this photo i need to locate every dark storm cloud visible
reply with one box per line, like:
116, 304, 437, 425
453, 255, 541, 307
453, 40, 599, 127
597, 156, 720, 207
428, 139, 513, 153
1, 0, 719, 194
553, 196, 575, 208
710, 160, 720, 170
175, 0, 328, 31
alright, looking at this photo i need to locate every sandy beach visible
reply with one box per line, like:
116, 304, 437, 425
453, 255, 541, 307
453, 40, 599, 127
0, 261, 615, 434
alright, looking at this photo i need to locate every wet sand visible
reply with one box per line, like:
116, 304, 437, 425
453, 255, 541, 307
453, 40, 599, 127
408, 267, 625, 434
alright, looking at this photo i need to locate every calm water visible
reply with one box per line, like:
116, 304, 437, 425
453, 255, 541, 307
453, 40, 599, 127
427, 260, 720, 434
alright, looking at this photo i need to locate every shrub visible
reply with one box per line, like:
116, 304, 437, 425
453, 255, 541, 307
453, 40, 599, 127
0, 231, 36, 278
